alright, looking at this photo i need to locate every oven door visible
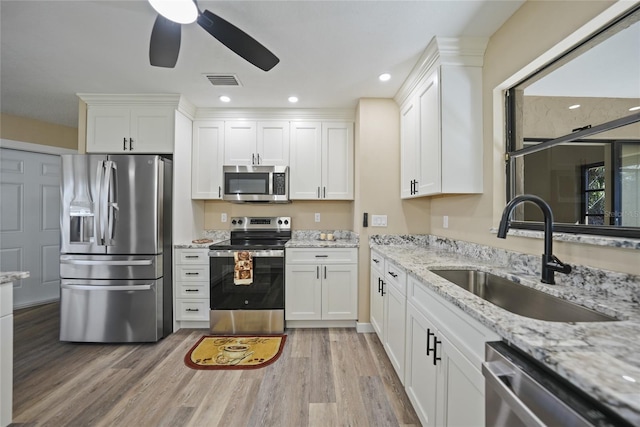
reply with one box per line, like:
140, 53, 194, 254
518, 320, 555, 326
209, 249, 284, 310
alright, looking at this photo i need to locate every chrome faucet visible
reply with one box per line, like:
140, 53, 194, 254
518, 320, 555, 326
497, 194, 571, 284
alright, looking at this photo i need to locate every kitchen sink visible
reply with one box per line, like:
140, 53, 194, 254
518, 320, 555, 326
429, 269, 617, 322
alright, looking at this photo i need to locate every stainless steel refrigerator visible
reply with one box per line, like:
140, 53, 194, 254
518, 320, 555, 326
59, 154, 172, 343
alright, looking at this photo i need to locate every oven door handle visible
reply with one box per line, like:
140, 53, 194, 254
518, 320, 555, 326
208, 250, 285, 258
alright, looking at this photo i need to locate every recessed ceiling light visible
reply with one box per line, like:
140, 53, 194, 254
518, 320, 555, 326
629, 106, 640, 112
569, 104, 581, 110
148, 0, 197, 24
379, 73, 391, 82
219, 95, 231, 103
288, 96, 299, 103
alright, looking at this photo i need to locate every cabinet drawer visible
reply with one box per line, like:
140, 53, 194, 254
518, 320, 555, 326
370, 250, 384, 274
175, 300, 209, 321
175, 265, 209, 281
176, 249, 209, 264
286, 248, 357, 264
407, 275, 499, 369
176, 282, 209, 299
385, 261, 407, 295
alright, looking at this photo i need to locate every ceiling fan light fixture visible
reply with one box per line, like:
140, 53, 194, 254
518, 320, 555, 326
148, 0, 197, 24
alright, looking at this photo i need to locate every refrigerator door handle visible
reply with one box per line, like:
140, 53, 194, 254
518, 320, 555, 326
104, 160, 118, 245
95, 160, 106, 245
60, 258, 154, 266
61, 283, 153, 291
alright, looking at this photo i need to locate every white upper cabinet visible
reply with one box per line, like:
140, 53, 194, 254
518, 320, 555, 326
192, 120, 224, 199
79, 94, 185, 154
397, 37, 486, 198
290, 121, 354, 200
224, 121, 289, 166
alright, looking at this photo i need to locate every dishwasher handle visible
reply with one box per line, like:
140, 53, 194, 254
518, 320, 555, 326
482, 361, 546, 427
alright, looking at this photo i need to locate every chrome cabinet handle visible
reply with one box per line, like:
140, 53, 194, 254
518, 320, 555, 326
185, 289, 199, 292
123, 137, 127, 150
317, 266, 320, 279
252, 153, 256, 165
185, 255, 199, 259
218, 186, 221, 198
186, 308, 200, 312
257, 153, 261, 164
323, 187, 326, 198
324, 266, 327, 279
129, 138, 133, 150
317, 187, 320, 198
185, 272, 200, 276
378, 278, 382, 294
315, 255, 328, 258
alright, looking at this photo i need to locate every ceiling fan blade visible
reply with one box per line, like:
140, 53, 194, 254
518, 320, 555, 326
149, 15, 182, 68
197, 10, 279, 71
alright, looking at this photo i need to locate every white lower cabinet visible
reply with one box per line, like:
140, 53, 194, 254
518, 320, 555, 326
174, 248, 210, 325
1, 282, 14, 427
405, 275, 499, 427
370, 252, 499, 427
369, 250, 385, 338
285, 248, 358, 321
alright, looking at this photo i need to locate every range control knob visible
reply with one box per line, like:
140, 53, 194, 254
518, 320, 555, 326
277, 219, 283, 225
284, 219, 289, 225
231, 219, 237, 225
238, 219, 243, 225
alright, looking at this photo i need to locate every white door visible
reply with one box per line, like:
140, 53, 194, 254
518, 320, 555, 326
322, 122, 353, 200
224, 121, 257, 165
289, 122, 322, 199
257, 121, 289, 166
1, 148, 61, 307
321, 264, 357, 320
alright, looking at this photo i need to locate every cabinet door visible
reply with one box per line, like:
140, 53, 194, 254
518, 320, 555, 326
289, 122, 322, 199
442, 334, 485, 427
192, 121, 224, 199
416, 71, 441, 195
224, 121, 257, 165
405, 302, 442, 427
322, 122, 353, 200
370, 266, 385, 341
400, 100, 419, 199
129, 107, 174, 153
285, 264, 322, 320
86, 107, 130, 153
384, 283, 406, 383
322, 264, 357, 320
257, 121, 289, 166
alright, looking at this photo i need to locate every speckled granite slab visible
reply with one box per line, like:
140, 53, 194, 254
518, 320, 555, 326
174, 231, 230, 249
287, 230, 359, 248
0, 271, 30, 284
370, 235, 640, 424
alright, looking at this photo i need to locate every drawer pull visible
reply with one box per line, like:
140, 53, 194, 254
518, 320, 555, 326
433, 337, 442, 366
185, 289, 199, 292
426, 328, 434, 355
186, 308, 200, 312
185, 272, 200, 276
373, 258, 380, 263
315, 255, 329, 258
185, 255, 200, 259
388, 271, 398, 278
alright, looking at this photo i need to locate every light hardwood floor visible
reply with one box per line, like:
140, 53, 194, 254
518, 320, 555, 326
12, 303, 420, 426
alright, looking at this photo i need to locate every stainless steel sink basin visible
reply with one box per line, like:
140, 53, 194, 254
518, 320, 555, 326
430, 269, 617, 322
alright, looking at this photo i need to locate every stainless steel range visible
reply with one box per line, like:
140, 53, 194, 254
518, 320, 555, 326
208, 217, 290, 334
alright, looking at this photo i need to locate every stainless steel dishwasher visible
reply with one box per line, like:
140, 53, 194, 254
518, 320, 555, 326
482, 341, 633, 427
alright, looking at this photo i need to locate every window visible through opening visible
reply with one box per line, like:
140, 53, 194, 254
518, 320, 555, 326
582, 162, 605, 225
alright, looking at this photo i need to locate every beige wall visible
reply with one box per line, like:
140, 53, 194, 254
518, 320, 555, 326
429, 0, 640, 276
354, 98, 431, 322
1, 113, 77, 149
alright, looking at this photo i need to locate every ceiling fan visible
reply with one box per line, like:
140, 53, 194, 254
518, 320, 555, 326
148, 0, 279, 71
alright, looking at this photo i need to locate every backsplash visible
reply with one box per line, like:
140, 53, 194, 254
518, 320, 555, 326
292, 230, 359, 242
370, 234, 640, 303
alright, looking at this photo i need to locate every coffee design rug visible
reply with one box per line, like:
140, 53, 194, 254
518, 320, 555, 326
184, 335, 286, 370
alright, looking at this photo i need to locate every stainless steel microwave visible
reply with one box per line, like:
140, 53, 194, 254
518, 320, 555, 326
222, 165, 289, 203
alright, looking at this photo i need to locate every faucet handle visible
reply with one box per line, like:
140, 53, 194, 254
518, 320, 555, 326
548, 255, 572, 274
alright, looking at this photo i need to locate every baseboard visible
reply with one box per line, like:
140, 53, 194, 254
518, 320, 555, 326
14, 297, 59, 311
286, 320, 356, 329
356, 322, 374, 333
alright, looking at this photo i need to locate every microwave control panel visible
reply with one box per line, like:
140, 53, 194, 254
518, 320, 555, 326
273, 173, 287, 195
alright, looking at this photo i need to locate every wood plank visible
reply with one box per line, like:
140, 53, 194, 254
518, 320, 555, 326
12, 303, 420, 427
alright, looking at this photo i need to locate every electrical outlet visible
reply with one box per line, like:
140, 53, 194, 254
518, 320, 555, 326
221, 213, 227, 223
371, 215, 388, 227
315, 213, 321, 222
443, 215, 449, 228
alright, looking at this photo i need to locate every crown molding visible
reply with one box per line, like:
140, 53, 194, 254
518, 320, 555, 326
76, 93, 184, 107
394, 36, 488, 107
193, 108, 356, 121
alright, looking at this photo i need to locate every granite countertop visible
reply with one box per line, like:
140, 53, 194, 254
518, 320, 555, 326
370, 242, 640, 425
0, 271, 30, 284
174, 242, 215, 249
285, 238, 359, 248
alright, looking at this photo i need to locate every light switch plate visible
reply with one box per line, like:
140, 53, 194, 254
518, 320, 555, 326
371, 215, 387, 227
221, 213, 227, 223
315, 213, 321, 222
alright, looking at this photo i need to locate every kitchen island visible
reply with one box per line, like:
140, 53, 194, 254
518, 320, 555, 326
1, 271, 30, 427
370, 235, 640, 425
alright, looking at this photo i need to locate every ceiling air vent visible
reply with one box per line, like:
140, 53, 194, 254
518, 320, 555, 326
204, 74, 242, 87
